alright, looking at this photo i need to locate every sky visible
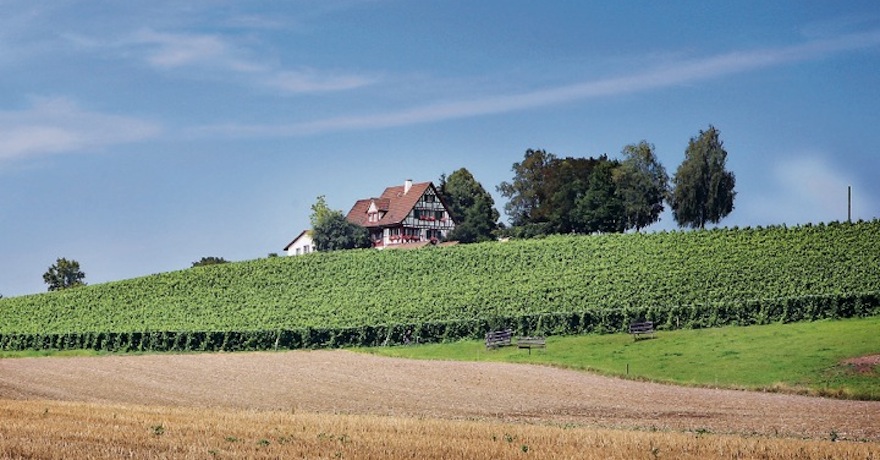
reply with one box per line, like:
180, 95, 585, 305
1, 1, 879, 297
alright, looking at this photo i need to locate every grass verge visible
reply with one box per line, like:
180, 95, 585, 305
360, 316, 880, 400
0, 349, 104, 359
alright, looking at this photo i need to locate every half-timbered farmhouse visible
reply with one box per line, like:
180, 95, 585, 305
346, 179, 456, 248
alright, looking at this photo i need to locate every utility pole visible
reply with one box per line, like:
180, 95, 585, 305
848, 185, 852, 223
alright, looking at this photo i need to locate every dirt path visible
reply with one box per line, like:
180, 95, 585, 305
1, 350, 878, 440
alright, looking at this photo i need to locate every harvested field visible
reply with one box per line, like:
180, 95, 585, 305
2, 399, 878, 460
1, 350, 878, 442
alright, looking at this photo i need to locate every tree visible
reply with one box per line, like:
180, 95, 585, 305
671, 126, 736, 229
499, 150, 630, 236
309, 195, 335, 229
497, 149, 557, 227
544, 156, 604, 233
313, 211, 370, 251
614, 141, 669, 232
310, 196, 370, 251
573, 159, 626, 233
43, 258, 86, 291
438, 168, 499, 243
192, 257, 228, 267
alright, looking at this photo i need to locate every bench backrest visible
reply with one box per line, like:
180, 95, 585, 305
486, 329, 513, 342
629, 321, 654, 333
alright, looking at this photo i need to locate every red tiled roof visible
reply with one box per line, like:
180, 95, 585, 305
345, 181, 435, 228
374, 198, 390, 212
346, 199, 373, 226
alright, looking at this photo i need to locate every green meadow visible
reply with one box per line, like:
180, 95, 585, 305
362, 316, 880, 400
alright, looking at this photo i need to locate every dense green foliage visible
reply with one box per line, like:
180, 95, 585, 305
498, 149, 620, 235
497, 146, 671, 236
310, 195, 370, 251
615, 141, 669, 232
671, 125, 736, 228
437, 168, 500, 243
1, 220, 879, 351
42, 257, 86, 291
191, 257, 228, 267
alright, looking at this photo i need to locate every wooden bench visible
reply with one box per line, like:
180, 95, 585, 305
516, 336, 546, 354
485, 329, 513, 349
628, 321, 655, 340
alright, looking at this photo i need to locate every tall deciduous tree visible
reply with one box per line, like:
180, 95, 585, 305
671, 126, 737, 229
310, 196, 370, 251
574, 159, 625, 233
614, 141, 669, 232
545, 156, 603, 234
439, 168, 499, 243
499, 150, 622, 236
43, 257, 86, 291
309, 195, 335, 229
497, 149, 557, 227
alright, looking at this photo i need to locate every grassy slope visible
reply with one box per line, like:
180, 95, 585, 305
362, 316, 880, 400
1, 220, 879, 334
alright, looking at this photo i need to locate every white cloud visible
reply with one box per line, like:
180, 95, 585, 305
194, 30, 880, 137
0, 97, 161, 161
129, 28, 374, 94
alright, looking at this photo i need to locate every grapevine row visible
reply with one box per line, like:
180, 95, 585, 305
1, 291, 877, 352
0, 220, 878, 340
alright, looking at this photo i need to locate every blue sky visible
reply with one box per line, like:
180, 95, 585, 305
2, 1, 879, 297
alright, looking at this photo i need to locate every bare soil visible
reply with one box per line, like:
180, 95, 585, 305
1, 350, 878, 441
843, 354, 880, 374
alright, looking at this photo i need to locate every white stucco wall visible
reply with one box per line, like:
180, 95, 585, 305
286, 232, 316, 256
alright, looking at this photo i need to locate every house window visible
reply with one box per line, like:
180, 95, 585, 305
295, 248, 301, 255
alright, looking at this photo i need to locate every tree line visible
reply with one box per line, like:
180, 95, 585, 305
308, 124, 736, 248
450, 125, 736, 241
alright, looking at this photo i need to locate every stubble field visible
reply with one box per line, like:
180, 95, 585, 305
1, 350, 878, 458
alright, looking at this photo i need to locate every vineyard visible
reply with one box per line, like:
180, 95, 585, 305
1, 220, 879, 351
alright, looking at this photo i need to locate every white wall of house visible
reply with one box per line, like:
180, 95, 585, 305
286, 232, 316, 256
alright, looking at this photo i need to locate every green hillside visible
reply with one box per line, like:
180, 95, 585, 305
1, 220, 879, 351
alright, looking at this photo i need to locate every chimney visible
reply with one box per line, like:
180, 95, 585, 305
404, 179, 413, 195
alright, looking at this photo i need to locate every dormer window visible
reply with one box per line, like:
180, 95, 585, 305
368, 211, 379, 223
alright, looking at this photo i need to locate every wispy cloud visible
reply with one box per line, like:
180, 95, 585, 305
134, 29, 237, 69
263, 69, 376, 93
0, 97, 161, 162
129, 28, 376, 93
195, 30, 880, 138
